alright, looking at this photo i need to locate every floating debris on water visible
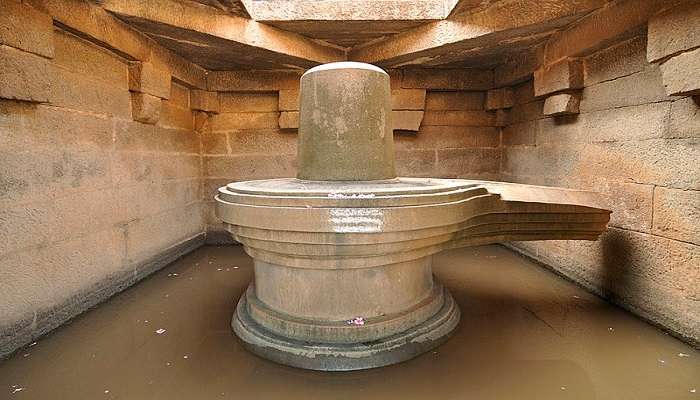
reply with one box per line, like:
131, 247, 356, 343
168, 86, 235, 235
155, 328, 166, 335
233, 266, 239, 270
560, 386, 567, 391
679, 353, 690, 358
183, 355, 189, 359
217, 268, 223, 271
658, 359, 666, 364
690, 388, 696, 393
608, 327, 615, 332
29, 342, 37, 347
346, 317, 365, 326
104, 389, 110, 394
22, 353, 29, 358
572, 295, 581, 299
10, 385, 24, 394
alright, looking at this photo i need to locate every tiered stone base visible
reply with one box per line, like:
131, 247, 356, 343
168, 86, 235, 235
232, 282, 460, 371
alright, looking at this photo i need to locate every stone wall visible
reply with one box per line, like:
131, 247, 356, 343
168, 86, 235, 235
500, 34, 699, 346
0, 2, 206, 358
200, 69, 501, 238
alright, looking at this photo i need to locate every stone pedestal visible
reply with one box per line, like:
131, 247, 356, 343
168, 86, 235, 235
216, 62, 611, 371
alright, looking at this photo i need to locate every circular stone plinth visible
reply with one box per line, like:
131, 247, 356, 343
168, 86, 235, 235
232, 284, 460, 371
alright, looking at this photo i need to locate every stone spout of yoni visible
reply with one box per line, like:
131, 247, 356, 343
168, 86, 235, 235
215, 62, 611, 371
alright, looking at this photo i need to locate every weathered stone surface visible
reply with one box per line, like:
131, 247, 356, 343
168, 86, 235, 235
394, 149, 436, 177
131, 93, 161, 124
394, 126, 499, 151
201, 131, 228, 155
209, 112, 279, 131
402, 69, 492, 90
653, 186, 700, 244
392, 110, 423, 131
0, 1, 54, 57
277, 89, 299, 111
647, 2, 700, 63
422, 110, 495, 126
584, 35, 647, 86
158, 101, 194, 130
191, 90, 220, 113
579, 67, 670, 113
391, 89, 426, 110
494, 109, 509, 127
279, 111, 299, 129
220, 92, 279, 113
659, 48, 700, 96
168, 83, 190, 108
0, 45, 52, 102
544, 0, 670, 64
668, 96, 700, 139
208, 71, 301, 91
485, 88, 514, 110
227, 129, 296, 155
534, 58, 583, 97
494, 46, 543, 87
424, 91, 484, 110
543, 93, 580, 116
502, 120, 537, 147
435, 148, 500, 177
204, 154, 296, 179
129, 62, 171, 99
53, 29, 128, 89
297, 63, 394, 181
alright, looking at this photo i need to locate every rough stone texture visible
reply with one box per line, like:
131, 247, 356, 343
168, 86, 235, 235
191, 90, 220, 113
208, 71, 301, 91
402, 69, 493, 90
278, 89, 299, 111
424, 91, 484, 110
220, 92, 278, 113
658, 47, 700, 96
504, 35, 700, 346
279, 111, 299, 129
392, 110, 424, 131
647, 2, 700, 63
534, 58, 583, 97
0, 45, 52, 103
0, 28, 205, 358
0, 1, 54, 58
542, 93, 580, 116
129, 62, 171, 99
391, 89, 426, 110
485, 88, 514, 110
131, 93, 161, 124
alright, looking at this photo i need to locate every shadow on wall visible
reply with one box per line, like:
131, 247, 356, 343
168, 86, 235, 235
600, 229, 633, 303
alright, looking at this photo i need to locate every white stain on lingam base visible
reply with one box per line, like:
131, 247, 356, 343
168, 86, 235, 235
330, 208, 383, 233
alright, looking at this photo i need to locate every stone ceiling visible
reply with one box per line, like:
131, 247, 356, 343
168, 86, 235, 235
100, 0, 611, 71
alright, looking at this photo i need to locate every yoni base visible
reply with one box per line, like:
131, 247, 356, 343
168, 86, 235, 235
231, 283, 460, 371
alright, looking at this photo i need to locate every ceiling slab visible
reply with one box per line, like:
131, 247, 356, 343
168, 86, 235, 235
349, 0, 607, 67
102, 0, 345, 70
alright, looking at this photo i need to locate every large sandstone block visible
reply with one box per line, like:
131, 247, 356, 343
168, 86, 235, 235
668, 97, 700, 139
435, 148, 500, 178
391, 89, 426, 110
204, 154, 296, 180
227, 129, 296, 154
543, 93, 580, 116
584, 35, 647, 86
395, 126, 499, 151
169, 83, 190, 108
653, 186, 700, 245
201, 131, 228, 155
485, 88, 514, 110
53, 29, 128, 89
129, 62, 171, 99
494, 46, 543, 87
158, 101, 194, 130
533, 59, 583, 97
579, 67, 670, 113
659, 48, 700, 96
0, 45, 52, 102
50, 66, 131, 117
278, 89, 299, 111
422, 110, 494, 127
0, 1, 53, 58
220, 92, 278, 113
207, 71, 301, 91
647, 3, 700, 63
394, 149, 435, 177
279, 112, 299, 130
402, 69, 493, 90
391, 110, 423, 131
131, 93, 161, 125
191, 90, 220, 113
502, 121, 537, 147
209, 112, 279, 131
115, 120, 198, 154
424, 91, 484, 111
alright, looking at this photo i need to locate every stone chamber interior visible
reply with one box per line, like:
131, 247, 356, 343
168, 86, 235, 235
0, 0, 698, 398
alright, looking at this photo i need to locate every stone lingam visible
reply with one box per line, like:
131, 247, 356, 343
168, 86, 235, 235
215, 62, 611, 371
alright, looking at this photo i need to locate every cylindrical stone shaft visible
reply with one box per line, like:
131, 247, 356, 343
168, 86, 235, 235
296, 62, 396, 181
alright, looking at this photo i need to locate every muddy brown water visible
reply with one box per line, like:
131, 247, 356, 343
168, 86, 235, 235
1, 245, 698, 400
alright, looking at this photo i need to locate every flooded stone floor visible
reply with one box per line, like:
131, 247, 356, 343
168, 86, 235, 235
1, 245, 698, 400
